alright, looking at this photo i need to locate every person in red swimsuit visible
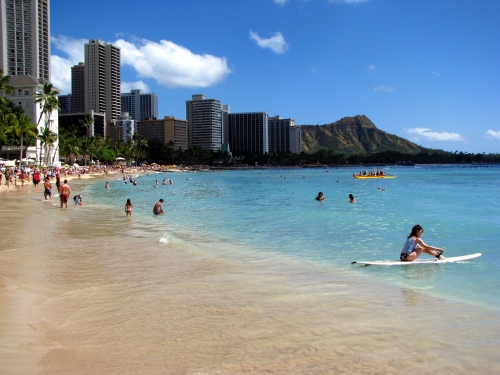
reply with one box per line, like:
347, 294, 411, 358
59, 179, 71, 208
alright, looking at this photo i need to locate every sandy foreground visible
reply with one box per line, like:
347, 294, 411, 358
1, 174, 500, 375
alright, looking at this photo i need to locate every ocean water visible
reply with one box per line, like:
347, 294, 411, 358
2, 165, 500, 374
86, 165, 500, 309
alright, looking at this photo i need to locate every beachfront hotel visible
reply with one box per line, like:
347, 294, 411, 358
186, 94, 223, 152
121, 89, 158, 122
70, 61, 85, 113
268, 115, 303, 154
5, 74, 60, 163
136, 115, 188, 150
228, 112, 269, 155
84, 39, 121, 123
0, 0, 50, 81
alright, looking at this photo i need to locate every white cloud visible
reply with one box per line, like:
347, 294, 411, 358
50, 35, 232, 93
329, 0, 369, 4
405, 128, 465, 142
486, 129, 500, 140
50, 36, 86, 93
431, 71, 441, 76
115, 38, 231, 88
121, 81, 150, 93
368, 64, 376, 70
274, 0, 288, 6
374, 86, 396, 92
250, 31, 289, 54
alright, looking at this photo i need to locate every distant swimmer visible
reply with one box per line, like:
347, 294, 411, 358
105, 181, 109, 189
349, 194, 356, 203
153, 199, 165, 215
125, 198, 133, 216
400, 224, 445, 262
378, 186, 385, 191
315, 192, 324, 201
168, 178, 173, 185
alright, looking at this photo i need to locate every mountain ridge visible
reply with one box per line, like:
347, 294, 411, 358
299, 115, 428, 154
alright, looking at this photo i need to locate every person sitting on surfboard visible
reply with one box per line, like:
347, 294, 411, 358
400, 224, 445, 261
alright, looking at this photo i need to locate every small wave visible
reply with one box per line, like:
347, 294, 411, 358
159, 233, 170, 245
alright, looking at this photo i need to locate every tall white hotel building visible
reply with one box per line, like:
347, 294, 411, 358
0, 0, 59, 163
84, 39, 121, 123
0, 0, 50, 80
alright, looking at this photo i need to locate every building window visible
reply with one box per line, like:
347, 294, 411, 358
24, 89, 29, 96
24, 102, 29, 110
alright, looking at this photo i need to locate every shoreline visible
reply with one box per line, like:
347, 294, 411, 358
1, 173, 499, 374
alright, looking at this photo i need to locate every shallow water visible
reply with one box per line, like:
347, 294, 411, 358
1, 167, 499, 374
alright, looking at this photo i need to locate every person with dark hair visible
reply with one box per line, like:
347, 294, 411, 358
125, 198, 133, 216
315, 192, 324, 201
153, 199, 165, 215
349, 194, 356, 203
400, 224, 445, 261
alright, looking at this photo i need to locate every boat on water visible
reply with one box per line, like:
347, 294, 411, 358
353, 172, 396, 179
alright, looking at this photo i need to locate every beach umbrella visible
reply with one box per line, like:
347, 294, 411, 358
73, 163, 80, 168
3, 160, 15, 167
116, 157, 125, 160
22, 158, 35, 163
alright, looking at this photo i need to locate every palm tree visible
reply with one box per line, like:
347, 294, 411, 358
0, 110, 17, 152
79, 113, 93, 138
6, 114, 38, 166
0, 69, 14, 104
33, 82, 59, 127
37, 126, 58, 166
59, 136, 80, 166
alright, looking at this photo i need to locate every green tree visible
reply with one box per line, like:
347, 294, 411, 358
33, 82, 59, 127
0, 69, 14, 104
79, 113, 93, 138
37, 126, 58, 166
6, 114, 38, 166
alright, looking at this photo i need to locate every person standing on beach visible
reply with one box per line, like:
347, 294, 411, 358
153, 199, 165, 215
125, 198, 133, 216
55, 172, 61, 192
59, 179, 71, 208
44, 177, 52, 201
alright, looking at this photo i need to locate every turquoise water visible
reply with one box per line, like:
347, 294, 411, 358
86, 165, 500, 309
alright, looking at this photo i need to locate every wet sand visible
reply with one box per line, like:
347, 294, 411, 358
1, 177, 499, 374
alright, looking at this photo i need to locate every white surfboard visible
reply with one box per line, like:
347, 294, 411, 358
352, 253, 481, 266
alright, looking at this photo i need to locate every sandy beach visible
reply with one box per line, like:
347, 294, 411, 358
1, 174, 499, 374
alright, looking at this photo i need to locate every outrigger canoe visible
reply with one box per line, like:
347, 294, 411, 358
353, 173, 396, 179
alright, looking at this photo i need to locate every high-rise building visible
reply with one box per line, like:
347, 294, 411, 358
58, 93, 71, 114
137, 116, 188, 150
186, 94, 222, 151
7, 75, 60, 164
221, 104, 229, 145
71, 62, 85, 113
268, 116, 292, 154
228, 112, 269, 155
84, 39, 120, 122
121, 89, 158, 122
289, 125, 302, 154
114, 112, 135, 142
0, 0, 50, 81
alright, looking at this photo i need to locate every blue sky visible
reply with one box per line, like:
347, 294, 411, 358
50, 0, 500, 153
